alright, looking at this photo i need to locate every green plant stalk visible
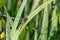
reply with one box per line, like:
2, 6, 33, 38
58, 2, 60, 24
28, 0, 40, 39
11, 0, 27, 32
6, 14, 11, 40
26, 27, 30, 40
7, 13, 13, 27
29, 0, 40, 40
26, 31, 29, 40
4, 6, 14, 27
48, 0, 58, 40
24, 1, 29, 17
31, 0, 40, 12
5, 5, 25, 40
34, 14, 38, 40
0, 19, 2, 32
38, 0, 48, 40
11, 0, 27, 40
18, 28, 26, 40
11, 0, 18, 17
6, 0, 53, 40
48, 2, 52, 15
7, 0, 12, 11
58, 11, 60, 40
18, 0, 53, 38
48, 7, 57, 40
27, 0, 53, 19
18, 1, 28, 40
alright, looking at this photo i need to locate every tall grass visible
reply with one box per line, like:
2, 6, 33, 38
0, 0, 59, 40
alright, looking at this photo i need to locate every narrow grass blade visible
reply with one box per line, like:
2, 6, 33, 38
11, 0, 27, 40
0, 19, 2, 32
48, 0, 58, 40
34, 14, 38, 40
27, 0, 53, 19
7, 0, 12, 11
38, 0, 48, 40
7, 13, 13, 27
6, 14, 11, 40
31, 0, 41, 12
26, 27, 30, 40
11, 0, 27, 32
18, 0, 53, 37
59, 13, 60, 24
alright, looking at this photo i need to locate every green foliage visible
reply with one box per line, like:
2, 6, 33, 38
0, 0, 5, 8
0, 0, 59, 40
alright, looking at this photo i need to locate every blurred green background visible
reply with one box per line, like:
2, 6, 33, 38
0, 0, 60, 40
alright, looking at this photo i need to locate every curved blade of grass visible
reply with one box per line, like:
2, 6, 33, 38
29, 0, 40, 40
11, 0, 27, 40
11, 0, 53, 39
17, 0, 53, 37
27, 0, 53, 19
18, 1, 29, 40
11, 0, 27, 31
31, 0, 41, 12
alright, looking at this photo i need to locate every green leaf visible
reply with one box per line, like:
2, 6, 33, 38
0, 19, 2, 32
6, 14, 11, 40
11, 0, 27, 40
19, 0, 53, 36
0, 0, 5, 8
